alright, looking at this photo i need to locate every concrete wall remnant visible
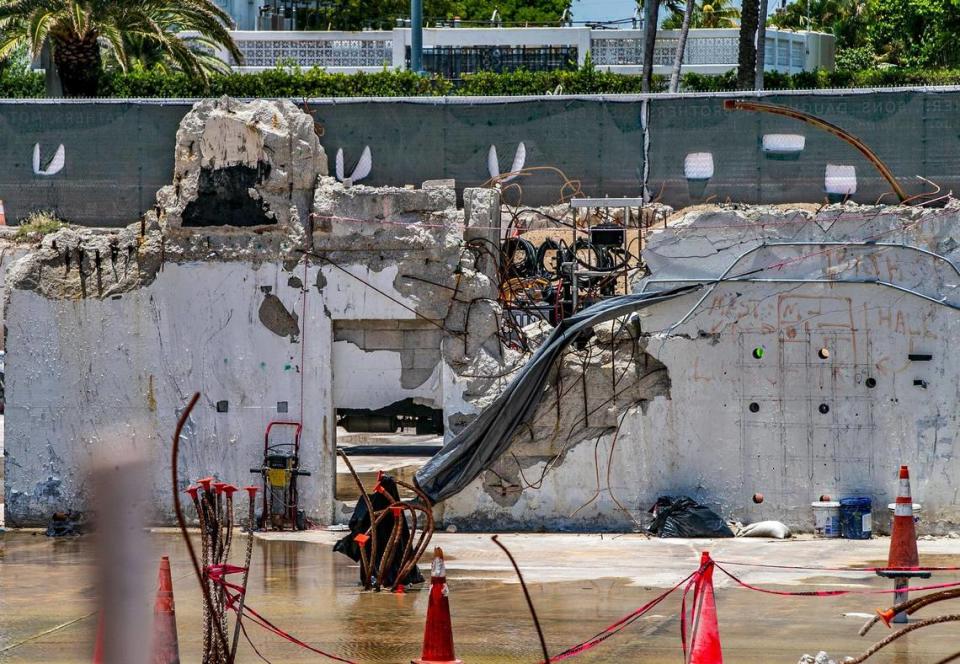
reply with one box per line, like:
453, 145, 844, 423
2, 97, 505, 526
440, 202, 960, 534
157, 97, 327, 233
6, 95, 960, 535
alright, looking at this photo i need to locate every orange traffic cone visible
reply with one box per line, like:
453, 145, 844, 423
152, 556, 180, 664
888, 466, 919, 569
413, 548, 462, 664
877, 466, 930, 623
688, 552, 723, 664
0, 200, 6, 226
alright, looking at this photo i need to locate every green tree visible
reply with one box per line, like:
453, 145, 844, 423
770, 0, 960, 68
448, 0, 571, 23
637, 0, 682, 92
298, 0, 454, 30
768, 0, 867, 50
300, 0, 569, 29
663, 0, 740, 28
861, 0, 960, 67
0, 0, 241, 97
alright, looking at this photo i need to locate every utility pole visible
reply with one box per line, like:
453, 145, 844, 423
411, 0, 423, 74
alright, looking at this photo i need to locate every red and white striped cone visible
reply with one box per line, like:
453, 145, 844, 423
413, 548, 462, 664
0, 200, 6, 226
877, 465, 929, 624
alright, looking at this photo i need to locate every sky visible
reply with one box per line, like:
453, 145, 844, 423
571, 0, 636, 23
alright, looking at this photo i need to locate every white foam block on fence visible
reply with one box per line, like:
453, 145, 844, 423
825, 164, 857, 195
762, 133, 805, 154
684, 152, 714, 180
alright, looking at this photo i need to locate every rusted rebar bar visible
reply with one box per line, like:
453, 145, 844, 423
847, 614, 960, 663
171, 393, 229, 661
860, 588, 960, 636
337, 449, 379, 590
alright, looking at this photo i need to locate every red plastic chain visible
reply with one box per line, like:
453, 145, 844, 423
206, 567, 357, 664
546, 570, 697, 662
715, 563, 960, 597
715, 559, 960, 573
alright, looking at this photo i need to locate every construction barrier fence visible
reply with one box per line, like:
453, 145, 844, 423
2, 87, 959, 226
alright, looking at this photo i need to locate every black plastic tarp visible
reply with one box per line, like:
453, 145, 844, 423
415, 285, 702, 503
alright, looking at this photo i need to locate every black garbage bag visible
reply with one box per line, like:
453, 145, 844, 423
647, 496, 735, 538
333, 474, 425, 587
45, 511, 87, 537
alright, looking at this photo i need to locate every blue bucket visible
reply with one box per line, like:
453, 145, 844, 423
840, 496, 872, 539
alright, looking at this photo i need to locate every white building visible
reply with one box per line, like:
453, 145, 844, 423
213, 26, 834, 76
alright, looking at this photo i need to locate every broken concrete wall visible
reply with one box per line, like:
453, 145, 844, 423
157, 96, 327, 233
2, 98, 504, 526
441, 203, 960, 534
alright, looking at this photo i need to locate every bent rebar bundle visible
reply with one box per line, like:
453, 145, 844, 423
414, 284, 702, 503
337, 450, 434, 592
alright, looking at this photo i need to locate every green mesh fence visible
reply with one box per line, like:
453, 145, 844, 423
0, 88, 956, 226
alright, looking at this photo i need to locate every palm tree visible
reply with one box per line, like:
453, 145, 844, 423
663, 0, 739, 29
668, 0, 695, 93
108, 33, 232, 77
638, 0, 685, 92
661, 0, 741, 90
638, 0, 663, 92
0, 0, 242, 97
737, 0, 760, 89
698, 0, 739, 28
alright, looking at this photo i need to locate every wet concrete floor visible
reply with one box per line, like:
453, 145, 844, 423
1, 530, 958, 663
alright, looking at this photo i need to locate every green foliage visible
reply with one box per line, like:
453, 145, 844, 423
861, 0, 960, 68
298, 0, 570, 29
769, 0, 960, 69
0, 68, 43, 96
297, 0, 453, 30
663, 0, 740, 29
449, 0, 571, 23
835, 46, 876, 71
14, 211, 65, 242
768, 0, 868, 50
3, 63, 960, 99
0, 0, 241, 96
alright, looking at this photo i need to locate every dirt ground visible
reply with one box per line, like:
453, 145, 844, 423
1, 530, 958, 663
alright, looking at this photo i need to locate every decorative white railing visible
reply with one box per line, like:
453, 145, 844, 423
591, 28, 827, 73
228, 31, 393, 69
587, 31, 644, 66
221, 27, 833, 74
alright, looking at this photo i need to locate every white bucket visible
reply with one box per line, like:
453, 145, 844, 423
888, 503, 922, 523
812, 501, 841, 537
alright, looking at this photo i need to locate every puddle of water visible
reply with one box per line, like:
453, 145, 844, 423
1, 532, 958, 663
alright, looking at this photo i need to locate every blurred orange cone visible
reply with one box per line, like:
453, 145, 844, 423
92, 610, 104, 663
413, 548, 462, 664
152, 556, 180, 664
